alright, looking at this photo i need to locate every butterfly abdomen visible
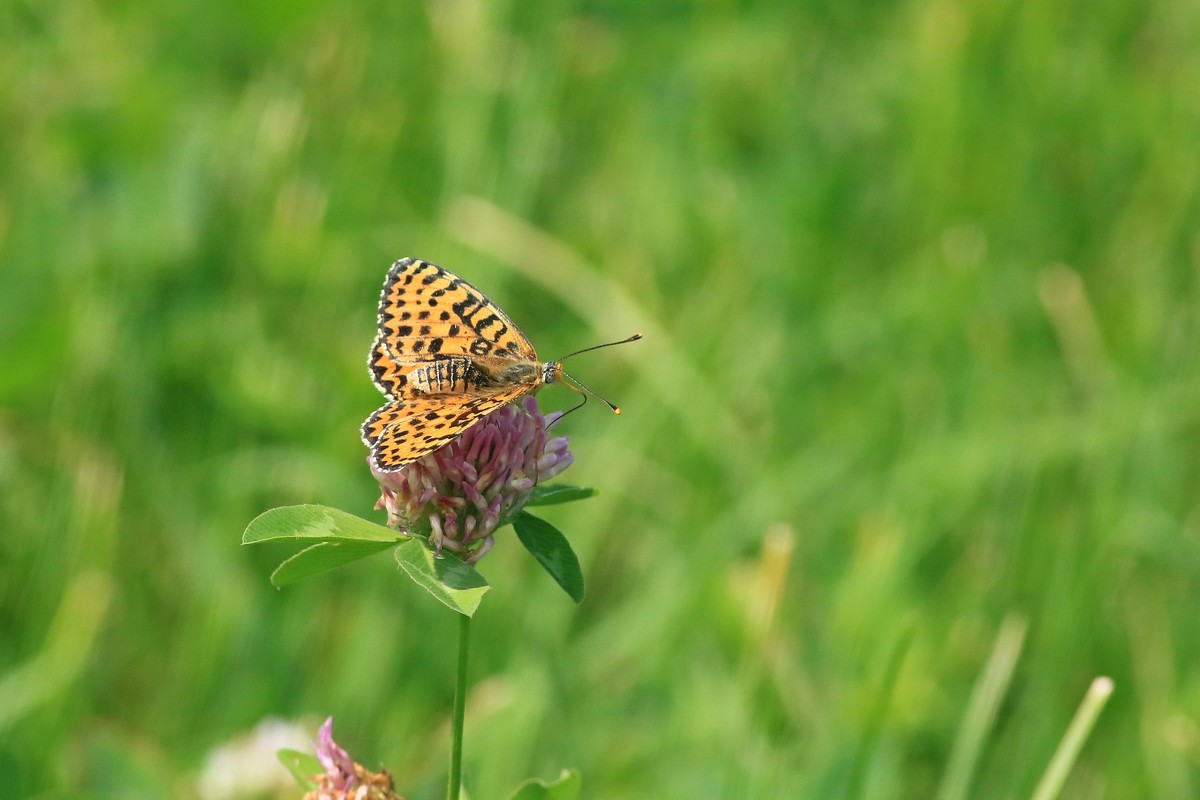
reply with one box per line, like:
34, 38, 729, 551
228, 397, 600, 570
408, 357, 471, 394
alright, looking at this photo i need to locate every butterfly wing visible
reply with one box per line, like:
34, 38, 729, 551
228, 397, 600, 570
377, 257, 537, 368
363, 388, 530, 471
368, 336, 407, 400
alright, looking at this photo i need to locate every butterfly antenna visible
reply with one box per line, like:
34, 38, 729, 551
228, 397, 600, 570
549, 334, 642, 423
554, 333, 643, 363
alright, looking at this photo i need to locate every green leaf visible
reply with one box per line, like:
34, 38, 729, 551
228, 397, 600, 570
513, 512, 584, 603
394, 537, 490, 616
506, 769, 582, 800
525, 484, 596, 507
270, 540, 397, 586
277, 748, 321, 790
243, 504, 403, 544
243, 505, 405, 585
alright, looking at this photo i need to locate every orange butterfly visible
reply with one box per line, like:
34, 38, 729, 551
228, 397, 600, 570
362, 258, 639, 472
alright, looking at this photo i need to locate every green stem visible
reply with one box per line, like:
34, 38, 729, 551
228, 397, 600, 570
448, 611, 471, 800
1030, 677, 1114, 800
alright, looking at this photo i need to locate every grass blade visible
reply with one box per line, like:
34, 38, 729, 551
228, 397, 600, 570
1030, 676, 1115, 800
936, 615, 1027, 800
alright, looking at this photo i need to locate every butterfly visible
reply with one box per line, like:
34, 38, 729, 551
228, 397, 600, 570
361, 257, 640, 473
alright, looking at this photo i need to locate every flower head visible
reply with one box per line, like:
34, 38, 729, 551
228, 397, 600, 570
371, 396, 572, 563
305, 717, 403, 800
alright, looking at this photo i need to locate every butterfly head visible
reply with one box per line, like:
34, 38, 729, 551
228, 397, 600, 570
541, 361, 564, 386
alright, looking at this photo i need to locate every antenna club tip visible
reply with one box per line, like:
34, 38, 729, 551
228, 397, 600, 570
614, 407, 623, 415
630, 333, 644, 341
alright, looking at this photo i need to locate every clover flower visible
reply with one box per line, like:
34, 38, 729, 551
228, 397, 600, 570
304, 717, 403, 800
371, 396, 572, 564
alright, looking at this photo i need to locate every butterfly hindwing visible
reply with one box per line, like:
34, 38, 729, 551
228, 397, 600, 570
366, 389, 530, 471
368, 336, 408, 400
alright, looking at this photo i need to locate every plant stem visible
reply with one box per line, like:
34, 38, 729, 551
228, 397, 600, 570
1030, 676, 1114, 800
448, 611, 471, 800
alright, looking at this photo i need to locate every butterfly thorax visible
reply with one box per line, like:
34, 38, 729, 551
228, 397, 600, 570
470, 358, 539, 390
465, 358, 562, 392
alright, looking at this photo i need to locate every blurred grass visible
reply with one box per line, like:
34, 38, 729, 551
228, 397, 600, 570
2, 0, 1200, 798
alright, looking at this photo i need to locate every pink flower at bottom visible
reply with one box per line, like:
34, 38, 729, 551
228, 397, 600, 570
305, 717, 403, 800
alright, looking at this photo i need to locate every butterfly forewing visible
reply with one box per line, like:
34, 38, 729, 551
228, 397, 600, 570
378, 258, 537, 364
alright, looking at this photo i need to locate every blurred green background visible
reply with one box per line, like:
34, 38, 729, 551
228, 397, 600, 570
3, 0, 1200, 798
